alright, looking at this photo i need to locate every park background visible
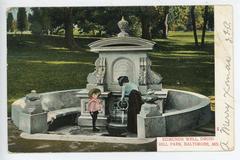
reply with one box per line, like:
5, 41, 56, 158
7, 6, 215, 152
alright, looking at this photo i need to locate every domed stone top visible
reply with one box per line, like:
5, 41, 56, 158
117, 16, 129, 37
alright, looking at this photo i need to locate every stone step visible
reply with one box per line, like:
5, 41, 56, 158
78, 116, 107, 127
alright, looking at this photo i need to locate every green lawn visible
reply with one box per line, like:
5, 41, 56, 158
151, 31, 214, 97
7, 31, 214, 115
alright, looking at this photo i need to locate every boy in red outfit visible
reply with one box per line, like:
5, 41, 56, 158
88, 88, 102, 132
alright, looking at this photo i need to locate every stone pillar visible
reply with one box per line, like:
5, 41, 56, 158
137, 103, 166, 138
76, 90, 111, 127
139, 57, 148, 93
19, 90, 48, 134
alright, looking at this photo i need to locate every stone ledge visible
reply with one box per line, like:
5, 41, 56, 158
20, 132, 156, 144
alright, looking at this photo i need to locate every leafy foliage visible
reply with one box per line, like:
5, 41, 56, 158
17, 8, 28, 32
28, 8, 52, 35
10, 6, 214, 48
7, 12, 14, 32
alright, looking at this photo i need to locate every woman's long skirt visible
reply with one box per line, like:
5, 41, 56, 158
127, 90, 143, 133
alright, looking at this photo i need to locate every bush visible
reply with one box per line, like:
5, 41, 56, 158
175, 24, 187, 31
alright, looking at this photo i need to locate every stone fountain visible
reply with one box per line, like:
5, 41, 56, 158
11, 17, 212, 139
76, 16, 165, 131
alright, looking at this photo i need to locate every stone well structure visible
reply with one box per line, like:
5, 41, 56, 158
76, 17, 164, 127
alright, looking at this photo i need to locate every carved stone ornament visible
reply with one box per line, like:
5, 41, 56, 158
26, 90, 40, 101
87, 57, 106, 85
117, 16, 129, 37
139, 57, 147, 85
146, 57, 162, 84
24, 90, 43, 114
139, 57, 162, 85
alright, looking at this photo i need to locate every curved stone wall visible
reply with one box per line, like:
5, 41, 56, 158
11, 89, 82, 128
11, 88, 212, 136
164, 89, 211, 135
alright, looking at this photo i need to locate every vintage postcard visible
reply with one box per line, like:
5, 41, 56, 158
0, 0, 238, 159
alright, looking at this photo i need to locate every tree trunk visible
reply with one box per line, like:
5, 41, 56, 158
92, 29, 95, 36
64, 8, 78, 50
191, 6, 199, 47
162, 7, 169, 39
140, 16, 151, 40
201, 6, 209, 47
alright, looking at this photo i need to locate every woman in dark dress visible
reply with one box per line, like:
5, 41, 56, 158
118, 76, 143, 133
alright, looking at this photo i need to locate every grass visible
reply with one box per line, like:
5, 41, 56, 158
151, 31, 214, 97
7, 31, 214, 116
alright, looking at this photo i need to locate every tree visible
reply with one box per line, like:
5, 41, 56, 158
64, 7, 78, 49
138, 7, 154, 40
201, 6, 209, 47
7, 12, 14, 32
29, 8, 52, 35
41, 8, 51, 34
207, 7, 214, 31
126, 7, 158, 40
76, 7, 106, 36
31, 7, 79, 49
84, 7, 122, 36
190, 6, 199, 47
167, 6, 189, 31
152, 6, 191, 38
11, 20, 17, 33
153, 6, 166, 38
162, 6, 169, 39
30, 21, 42, 35
50, 8, 80, 49
17, 8, 28, 34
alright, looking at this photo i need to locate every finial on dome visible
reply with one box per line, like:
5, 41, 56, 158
117, 16, 129, 37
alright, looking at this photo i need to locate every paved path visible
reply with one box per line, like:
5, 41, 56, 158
21, 132, 156, 144
8, 118, 215, 152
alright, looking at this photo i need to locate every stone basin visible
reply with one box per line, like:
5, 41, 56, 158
163, 89, 211, 135
11, 88, 211, 137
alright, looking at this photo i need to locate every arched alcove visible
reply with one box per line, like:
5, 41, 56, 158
112, 58, 135, 84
